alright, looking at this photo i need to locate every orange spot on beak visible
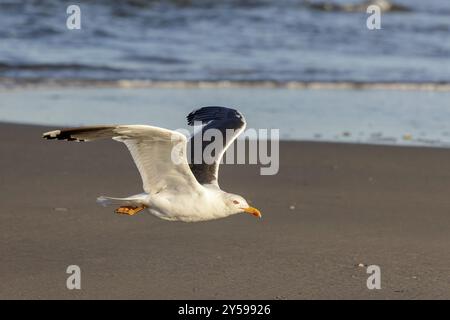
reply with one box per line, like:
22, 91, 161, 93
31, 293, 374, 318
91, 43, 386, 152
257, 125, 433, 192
242, 206, 262, 218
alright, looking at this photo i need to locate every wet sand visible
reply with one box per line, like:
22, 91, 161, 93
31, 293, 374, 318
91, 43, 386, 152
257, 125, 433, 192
0, 123, 449, 299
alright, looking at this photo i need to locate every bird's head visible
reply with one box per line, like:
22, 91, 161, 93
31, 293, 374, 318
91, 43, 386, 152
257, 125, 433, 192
224, 193, 262, 219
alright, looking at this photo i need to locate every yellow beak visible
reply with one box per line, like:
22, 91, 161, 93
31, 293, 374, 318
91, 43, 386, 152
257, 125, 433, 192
242, 207, 262, 218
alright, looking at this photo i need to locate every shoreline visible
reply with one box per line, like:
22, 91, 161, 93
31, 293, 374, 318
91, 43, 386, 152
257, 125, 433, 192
2, 86, 449, 148
3, 78, 450, 92
1, 121, 449, 151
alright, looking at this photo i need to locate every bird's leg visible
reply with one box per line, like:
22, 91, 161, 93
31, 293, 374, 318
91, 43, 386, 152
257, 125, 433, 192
115, 205, 146, 216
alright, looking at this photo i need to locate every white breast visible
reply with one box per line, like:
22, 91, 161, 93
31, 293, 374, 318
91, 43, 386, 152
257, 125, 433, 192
147, 188, 230, 222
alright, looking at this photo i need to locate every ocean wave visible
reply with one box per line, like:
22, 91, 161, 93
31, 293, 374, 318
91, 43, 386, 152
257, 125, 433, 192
0, 63, 121, 72
303, 0, 411, 13
2, 78, 450, 91
1, 0, 449, 84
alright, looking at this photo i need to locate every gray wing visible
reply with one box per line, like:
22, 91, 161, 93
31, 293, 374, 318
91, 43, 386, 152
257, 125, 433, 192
187, 106, 246, 187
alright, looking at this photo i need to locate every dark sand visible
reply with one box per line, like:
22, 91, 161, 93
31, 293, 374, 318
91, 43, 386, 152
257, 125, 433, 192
0, 123, 448, 300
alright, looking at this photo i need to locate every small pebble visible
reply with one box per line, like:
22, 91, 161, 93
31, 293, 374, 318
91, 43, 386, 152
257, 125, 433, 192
54, 207, 68, 212
289, 205, 295, 210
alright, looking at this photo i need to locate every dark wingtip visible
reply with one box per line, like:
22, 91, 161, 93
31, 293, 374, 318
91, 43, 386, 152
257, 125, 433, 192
187, 106, 243, 126
42, 129, 85, 142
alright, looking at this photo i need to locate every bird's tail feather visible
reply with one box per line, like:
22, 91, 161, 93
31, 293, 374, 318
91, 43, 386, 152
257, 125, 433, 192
96, 195, 146, 207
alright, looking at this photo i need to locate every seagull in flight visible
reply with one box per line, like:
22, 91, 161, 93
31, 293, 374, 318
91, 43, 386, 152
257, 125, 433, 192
43, 106, 261, 222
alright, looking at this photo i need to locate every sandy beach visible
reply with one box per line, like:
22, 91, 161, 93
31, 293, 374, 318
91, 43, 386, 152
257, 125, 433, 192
0, 122, 448, 299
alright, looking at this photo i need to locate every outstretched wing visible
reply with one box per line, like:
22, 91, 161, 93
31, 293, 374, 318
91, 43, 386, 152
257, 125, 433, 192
187, 106, 246, 187
43, 125, 201, 194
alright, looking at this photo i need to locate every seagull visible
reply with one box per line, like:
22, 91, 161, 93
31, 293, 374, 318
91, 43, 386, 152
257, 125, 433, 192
43, 106, 261, 222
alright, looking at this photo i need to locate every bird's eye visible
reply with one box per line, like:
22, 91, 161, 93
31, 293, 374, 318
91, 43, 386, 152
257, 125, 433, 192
233, 200, 240, 204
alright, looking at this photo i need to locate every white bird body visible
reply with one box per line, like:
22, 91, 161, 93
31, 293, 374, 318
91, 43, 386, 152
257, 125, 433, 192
99, 187, 235, 222
43, 107, 261, 222
148, 188, 235, 222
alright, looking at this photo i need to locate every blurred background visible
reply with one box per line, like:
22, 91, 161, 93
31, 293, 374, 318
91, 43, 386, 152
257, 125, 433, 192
1, 0, 450, 145
2, 0, 450, 82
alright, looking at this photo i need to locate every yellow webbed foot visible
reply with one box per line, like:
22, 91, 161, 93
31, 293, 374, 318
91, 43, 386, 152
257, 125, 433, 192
115, 206, 146, 216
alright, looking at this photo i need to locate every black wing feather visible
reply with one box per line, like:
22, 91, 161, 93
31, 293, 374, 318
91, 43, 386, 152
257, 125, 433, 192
187, 106, 246, 186
187, 106, 244, 126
